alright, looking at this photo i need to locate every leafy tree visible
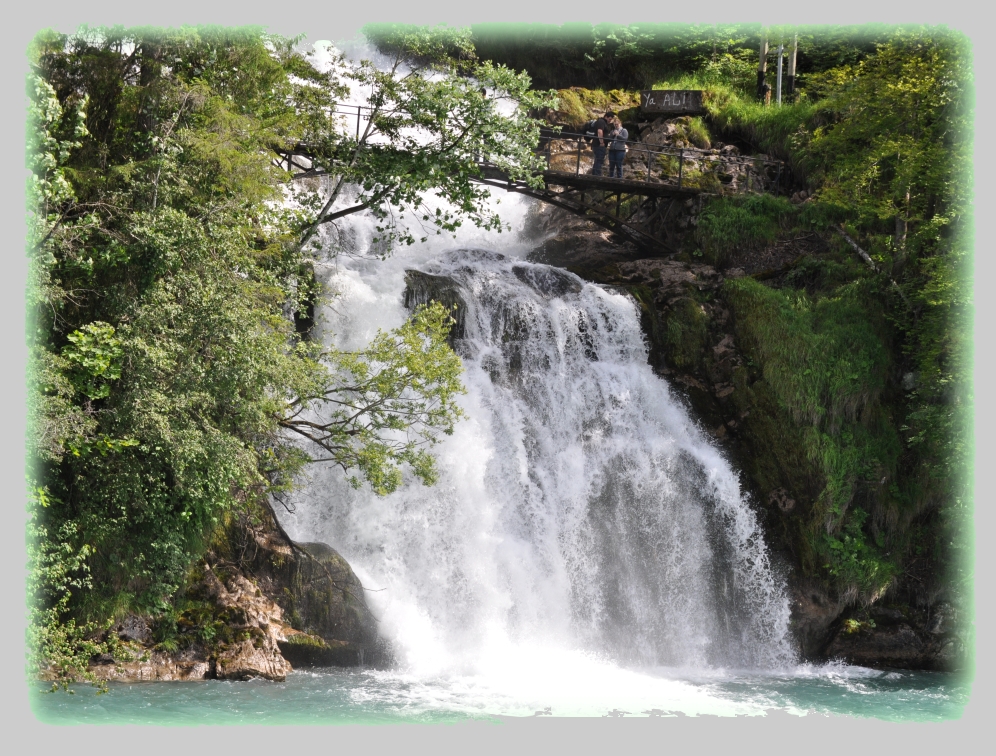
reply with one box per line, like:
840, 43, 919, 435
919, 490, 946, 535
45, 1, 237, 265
287, 24, 554, 253
25, 24, 546, 685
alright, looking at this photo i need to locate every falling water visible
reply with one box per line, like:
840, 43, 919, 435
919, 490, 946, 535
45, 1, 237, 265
35, 193, 972, 722
282, 199, 795, 680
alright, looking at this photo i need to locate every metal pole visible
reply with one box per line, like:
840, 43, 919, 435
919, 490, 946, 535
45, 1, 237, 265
576, 136, 582, 176
776, 44, 784, 106
678, 149, 684, 189
356, 105, 361, 140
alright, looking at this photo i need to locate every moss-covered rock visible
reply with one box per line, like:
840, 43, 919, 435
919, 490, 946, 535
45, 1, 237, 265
211, 503, 389, 668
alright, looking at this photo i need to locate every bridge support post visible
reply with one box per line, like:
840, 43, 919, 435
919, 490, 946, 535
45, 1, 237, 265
575, 136, 582, 176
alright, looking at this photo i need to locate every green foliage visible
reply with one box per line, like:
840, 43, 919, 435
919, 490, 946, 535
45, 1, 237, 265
282, 302, 467, 495
60, 322, 122, 400
25, 25, 488, 686
295, 27, 555, 254
26, 484, 111, 693
820, 507, 896, 593
456, 23, 903, 91
725, 275, 902, 594
697, 194, 794, 266
462, 23, 763, 90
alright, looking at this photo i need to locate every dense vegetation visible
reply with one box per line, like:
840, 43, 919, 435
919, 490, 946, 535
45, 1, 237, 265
25, 25, 550, 688
689, 30, 972, 619
27, 22, 972, 686
373, 24, 973, 630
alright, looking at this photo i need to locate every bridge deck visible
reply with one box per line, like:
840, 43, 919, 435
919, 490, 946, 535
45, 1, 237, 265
479, 164, 701, 198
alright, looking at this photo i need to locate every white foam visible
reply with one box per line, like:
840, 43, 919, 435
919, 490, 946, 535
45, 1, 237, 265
282, 188, 796, 694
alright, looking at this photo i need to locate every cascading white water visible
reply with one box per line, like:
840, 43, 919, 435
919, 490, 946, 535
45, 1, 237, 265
281, 194, 795, 680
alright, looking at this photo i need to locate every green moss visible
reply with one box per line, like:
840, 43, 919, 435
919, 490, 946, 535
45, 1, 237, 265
663, 298, 708, 370
724, 275, 902, 596
283, 632, 327, 648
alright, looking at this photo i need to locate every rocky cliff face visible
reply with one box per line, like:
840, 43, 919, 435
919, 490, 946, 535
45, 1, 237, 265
83, 502, 385, 682
523, 203, 966, 671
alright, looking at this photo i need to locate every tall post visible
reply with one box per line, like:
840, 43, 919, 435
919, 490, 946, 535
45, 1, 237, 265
356, 105, 361, 140
787, 34, 798, 99
776, 44, 784, 106
757, 32, 769, 102
576, 136, 582, 176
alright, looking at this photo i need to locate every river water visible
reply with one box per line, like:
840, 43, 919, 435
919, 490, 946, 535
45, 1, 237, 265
30, 192, 971, 723
31, 664, 968, 723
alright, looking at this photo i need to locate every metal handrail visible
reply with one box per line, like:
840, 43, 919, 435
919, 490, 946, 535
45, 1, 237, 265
323, 103, 786, 194
535, 129, 785, 194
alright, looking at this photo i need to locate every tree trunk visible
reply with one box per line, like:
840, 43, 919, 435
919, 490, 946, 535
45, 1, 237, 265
788, 34, 798, 98
757, 33, 769, 101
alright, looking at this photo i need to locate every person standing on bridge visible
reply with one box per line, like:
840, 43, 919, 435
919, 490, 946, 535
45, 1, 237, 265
607, 115, 628, 179
590, 111, 612, 176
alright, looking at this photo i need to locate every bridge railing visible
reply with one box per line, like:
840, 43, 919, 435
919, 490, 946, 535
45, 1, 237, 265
534, 130, 785, 195
323, 104, 785, 195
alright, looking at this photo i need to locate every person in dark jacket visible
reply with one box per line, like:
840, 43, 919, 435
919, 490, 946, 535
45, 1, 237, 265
590, 111, 612, 176
607, 115, 628, 178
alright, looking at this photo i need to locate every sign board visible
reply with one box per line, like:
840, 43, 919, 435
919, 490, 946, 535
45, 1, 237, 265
639, 90, 705, 115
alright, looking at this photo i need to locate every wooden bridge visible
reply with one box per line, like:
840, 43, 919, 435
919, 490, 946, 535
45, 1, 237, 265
279, 103, 787, 254
472, 129, 787, 253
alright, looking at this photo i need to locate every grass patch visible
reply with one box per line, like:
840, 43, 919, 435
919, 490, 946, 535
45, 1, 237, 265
710, 99, 821, 163
725, 275, 902, 595
696, 194, 795, 267
553, 87, 640, 129
668, 116, 712, 149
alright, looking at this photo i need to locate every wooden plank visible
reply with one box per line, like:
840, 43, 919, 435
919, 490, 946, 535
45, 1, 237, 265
639, 90, 705, 115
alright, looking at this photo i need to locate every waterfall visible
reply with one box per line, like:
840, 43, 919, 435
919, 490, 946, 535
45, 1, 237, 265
284, 233, 795, 675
